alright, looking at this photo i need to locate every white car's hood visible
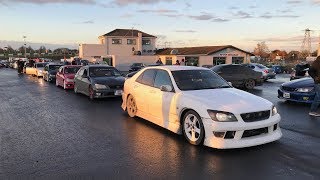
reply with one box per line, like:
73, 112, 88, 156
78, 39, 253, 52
181, 88, 273, 114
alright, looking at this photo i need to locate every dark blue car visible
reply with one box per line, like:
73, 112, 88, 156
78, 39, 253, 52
271, 65, 283, 74
278, 78, 315, 103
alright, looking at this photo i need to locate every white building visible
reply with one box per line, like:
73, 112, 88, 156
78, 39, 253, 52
79, 29, 158, 71
156, 45, 254, 66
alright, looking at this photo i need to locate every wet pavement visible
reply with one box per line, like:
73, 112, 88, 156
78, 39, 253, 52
0, 68, 319, 179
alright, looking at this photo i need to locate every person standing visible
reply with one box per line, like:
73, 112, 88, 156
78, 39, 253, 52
175, 60, 180, 65
308, 56, 320, 116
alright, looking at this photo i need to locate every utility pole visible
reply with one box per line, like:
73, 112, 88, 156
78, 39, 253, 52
301, 28, 312, 57
23, 36, 27, 58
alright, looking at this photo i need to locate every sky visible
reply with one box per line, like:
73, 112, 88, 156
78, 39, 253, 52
0, 0, 320, 52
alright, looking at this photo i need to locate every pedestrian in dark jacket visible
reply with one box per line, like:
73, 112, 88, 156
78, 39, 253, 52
308, 56, 320, 116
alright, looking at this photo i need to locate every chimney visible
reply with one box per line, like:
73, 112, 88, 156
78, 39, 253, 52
137, 32, 142, 52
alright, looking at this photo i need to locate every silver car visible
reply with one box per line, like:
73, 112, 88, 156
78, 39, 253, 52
243, 63, 276, 81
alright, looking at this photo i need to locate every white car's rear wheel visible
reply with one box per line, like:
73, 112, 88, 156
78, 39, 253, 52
127, 95, 137, 118
182, 110, 205, 145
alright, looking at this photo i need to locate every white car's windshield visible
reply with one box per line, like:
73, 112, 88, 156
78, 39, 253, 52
171, 70, 230, 91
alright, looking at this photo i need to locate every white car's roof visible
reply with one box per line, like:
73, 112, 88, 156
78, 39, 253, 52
145, 65, 209, 71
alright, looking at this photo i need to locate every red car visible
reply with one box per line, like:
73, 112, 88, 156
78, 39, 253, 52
56, 65, 81, 89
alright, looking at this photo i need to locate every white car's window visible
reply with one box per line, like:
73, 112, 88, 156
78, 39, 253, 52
154, 70, 173, 89
136, 69, 156, 86
172, 70, 230, 91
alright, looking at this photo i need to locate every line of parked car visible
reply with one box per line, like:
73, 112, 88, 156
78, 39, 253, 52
10, 59, 315, 149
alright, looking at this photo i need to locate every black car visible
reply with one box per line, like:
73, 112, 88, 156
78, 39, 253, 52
211, 64, 263, 89
74, 65, 125, 100
129, 63, 145, 72
290, 64, 310, 81
43, 64, 63, 82
278, 78, 314, 103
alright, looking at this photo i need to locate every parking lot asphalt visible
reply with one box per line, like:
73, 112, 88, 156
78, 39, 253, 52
0, 68, 319, 179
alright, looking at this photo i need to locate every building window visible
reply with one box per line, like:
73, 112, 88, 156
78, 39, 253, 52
213, 57, 226, 65
165, 57, 172, 65
185, 56, 199, 66
232, 57, 244, 64
142, 39, 151, 45
112, 39, 122, 44
127, 39, 136, 45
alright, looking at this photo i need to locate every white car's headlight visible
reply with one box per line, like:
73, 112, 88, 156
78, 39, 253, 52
272, 106, 278, 116
95, 84, 109, 89
207, 110, 237, 122
296, 87, 314, 93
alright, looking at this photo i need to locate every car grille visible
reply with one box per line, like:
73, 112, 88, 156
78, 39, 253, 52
281, 86, 296, 92
241, 110, 270, 122
109, 85, 123, 89
242, 127, 268, 138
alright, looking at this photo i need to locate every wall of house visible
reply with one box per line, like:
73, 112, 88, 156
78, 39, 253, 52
103, 36, 156, 56
113, 55, 158, 71
79, 44, 107, 60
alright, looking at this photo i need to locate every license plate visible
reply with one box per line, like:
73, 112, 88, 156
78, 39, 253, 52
114, 90, 123, 96
283, 92, 290, 99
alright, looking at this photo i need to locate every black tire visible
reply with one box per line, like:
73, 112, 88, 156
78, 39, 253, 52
182, 110, 205, 146
89, 86, 94, 100
74, 83, 78, 94
244, 79, 255, 89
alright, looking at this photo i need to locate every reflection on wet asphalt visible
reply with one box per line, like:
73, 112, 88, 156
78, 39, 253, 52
0, 69, 319, 179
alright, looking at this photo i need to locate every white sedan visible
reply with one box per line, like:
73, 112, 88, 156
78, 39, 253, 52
121, 66, 282, 149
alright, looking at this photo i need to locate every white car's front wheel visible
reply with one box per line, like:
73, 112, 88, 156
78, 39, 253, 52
182, 110, 205, 145
126, 95, 137, 118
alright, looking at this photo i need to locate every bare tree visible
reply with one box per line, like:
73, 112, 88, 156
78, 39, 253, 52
253, 42, 270, 61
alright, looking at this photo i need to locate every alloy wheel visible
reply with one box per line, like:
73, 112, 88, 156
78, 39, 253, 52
182, 111, 204, 145
127, 95, 137, 117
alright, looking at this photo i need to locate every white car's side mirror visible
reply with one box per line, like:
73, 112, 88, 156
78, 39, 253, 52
160, 85, 173, 92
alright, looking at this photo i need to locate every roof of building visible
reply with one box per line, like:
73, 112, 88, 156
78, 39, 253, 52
102, 29, 156, 38
156, 45, 254, 56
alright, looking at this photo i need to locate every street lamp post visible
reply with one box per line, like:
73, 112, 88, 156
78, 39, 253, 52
23, 36, 27, 58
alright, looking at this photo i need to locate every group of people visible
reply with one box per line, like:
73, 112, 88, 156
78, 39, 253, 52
156, 58, 186, 66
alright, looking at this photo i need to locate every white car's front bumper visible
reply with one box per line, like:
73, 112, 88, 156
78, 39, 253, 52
202, 114, 282, 149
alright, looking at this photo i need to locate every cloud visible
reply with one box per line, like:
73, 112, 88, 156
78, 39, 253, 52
229, 6, 238, 9
277, 9, 292, 13
112, 0, 175, 6
286, 0, 303, 4
251, 35, 318, 43
260, 12, 299, 19
212, 18, 230, 22
312, 0, 320, 4
188, 14, 214, 20
120, 13, 134, 18
233, 11, 253, 19
81, 20, 94, 24
174, 30, 197, 33
0, 0, 96, 5
137, 9, 177, 13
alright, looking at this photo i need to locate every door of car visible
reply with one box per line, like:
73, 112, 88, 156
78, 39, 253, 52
56, 67, 64, 85
148, 69, 175, 125
134, 69, 157, 115
74, 68, 85, 92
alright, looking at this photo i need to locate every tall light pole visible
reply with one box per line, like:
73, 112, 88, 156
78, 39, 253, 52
23, 36, 27, 58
